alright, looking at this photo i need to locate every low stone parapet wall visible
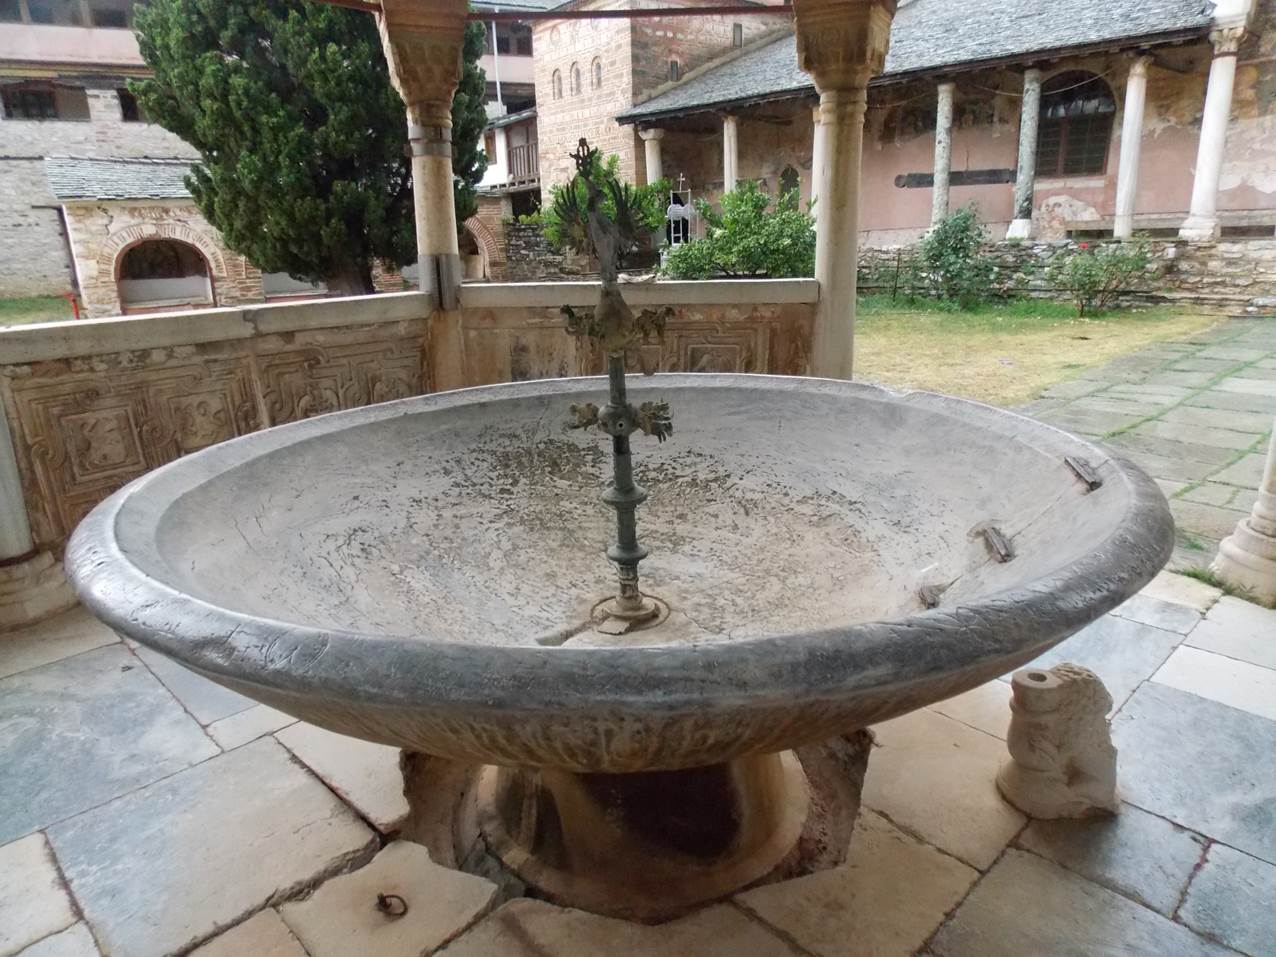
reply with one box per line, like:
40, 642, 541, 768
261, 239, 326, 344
0, 279, 818, 556
858, 238, 1276, 308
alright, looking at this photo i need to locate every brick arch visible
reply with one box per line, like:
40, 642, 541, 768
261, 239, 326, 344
98, 221, 229, 286
463, 215, 503, 280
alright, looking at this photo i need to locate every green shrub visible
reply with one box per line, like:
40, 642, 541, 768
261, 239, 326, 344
1046, 241, 1152, 315
661, 180, 815, 279
540, 152, 667, 253
911, 205, 996, 307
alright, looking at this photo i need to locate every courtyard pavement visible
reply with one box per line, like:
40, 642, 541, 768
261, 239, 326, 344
2, 316, 1275, 957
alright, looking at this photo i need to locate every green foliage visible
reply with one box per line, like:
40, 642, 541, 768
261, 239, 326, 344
661, 181, 815, 279
910, 205, 996, 307
1045, 241, 1153, 316
451, 22, 490, 227
540, 151, 668, 260
131, 0, 487, 293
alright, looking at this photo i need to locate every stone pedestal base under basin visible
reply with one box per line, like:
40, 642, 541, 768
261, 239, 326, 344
65, 375, 1173, 921
0, 550, 77, 632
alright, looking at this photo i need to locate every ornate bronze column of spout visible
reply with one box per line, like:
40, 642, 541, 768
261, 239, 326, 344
560, 139, 672, 627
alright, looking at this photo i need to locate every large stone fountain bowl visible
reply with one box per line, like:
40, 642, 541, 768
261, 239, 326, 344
67, 374, 1172, 773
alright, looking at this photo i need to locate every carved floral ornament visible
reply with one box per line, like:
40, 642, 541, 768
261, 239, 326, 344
793, 0, 897, 91
376, 0, 468, 125
1210, 26, 1248, 56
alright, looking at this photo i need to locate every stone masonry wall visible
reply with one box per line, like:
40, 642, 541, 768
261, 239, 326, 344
857, 239, 1276, 307
63, 201, 264, 317
502, 221, 592, 281
0, 86, 196, 298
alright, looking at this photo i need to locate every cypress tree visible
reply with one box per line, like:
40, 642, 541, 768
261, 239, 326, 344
132, 0, 488, 295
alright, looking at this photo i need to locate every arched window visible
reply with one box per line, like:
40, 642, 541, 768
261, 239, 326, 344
669, 59, 681, 82
591, 57, 603, 90
570, 62, 581, 95
551, 69, 562, 100
779, 165, 800, 198
117, 239, 213, 309
1035, 71, 1116, 177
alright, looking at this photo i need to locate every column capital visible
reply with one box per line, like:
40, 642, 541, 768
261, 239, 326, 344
1209, 26, 1247, 56
638, 127, 666, 142
1125, 53, 1154, 76
794, 0, 896, 92
377, 0, 468, 128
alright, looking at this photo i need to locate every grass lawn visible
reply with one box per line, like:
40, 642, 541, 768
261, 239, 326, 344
0, 296, 76, 328
854, 296, 1222, 406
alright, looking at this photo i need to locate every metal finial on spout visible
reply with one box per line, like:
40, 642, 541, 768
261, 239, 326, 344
558, 139, 673, 627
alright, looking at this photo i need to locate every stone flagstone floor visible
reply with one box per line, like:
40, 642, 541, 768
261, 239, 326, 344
2, 567, 1274, 957
4, 314, 1276, 957
1016, 314, 1276, 569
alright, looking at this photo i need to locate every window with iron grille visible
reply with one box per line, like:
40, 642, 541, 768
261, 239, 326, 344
1035, 72, 1116, 177
3, 85, 58, 120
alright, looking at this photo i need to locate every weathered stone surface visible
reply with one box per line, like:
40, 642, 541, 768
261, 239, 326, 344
1111, 593, 1201, 634
1015, 614, 1183, 712
1183, 389, 1276, 413
928, 680, 1009, 740
930, 849, 1231, 956
1113, 682, 1276, 863
997, 665, 1118, 819
1017, 804, 1206, 916
1180, 480, 1251, 507
438, 898, 796, 957
49, 737, 376, 957
1186, 595, 1276, 670
0, 833, 76, 955
207, 704, 297, 750
1211, 451, 1268, 487
13, 923, 99, 957
1214, 376, 1276, 397
1169, 499, 1251, 541
280, 842, 497, 957
132, 644, 254, 725
1140, 571, 1222, 612
275, 723, 408, 833
0, 607, 117, 681
1160, 403, 1275, 433
189, 911, 307, 957
0, 643, 217, 844
1132, 419, 1260, 451
737, 811, 977, 957
1153, 646, 1276, 721
1109, 432, 1239, 469
864, 709, 1025, 869
1179, 842, 1276, 956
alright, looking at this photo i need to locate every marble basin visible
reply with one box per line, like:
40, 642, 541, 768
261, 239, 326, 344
67, 374, 1172, 773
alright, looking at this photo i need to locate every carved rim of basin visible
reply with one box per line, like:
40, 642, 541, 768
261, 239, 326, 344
66, 374, 1174, 775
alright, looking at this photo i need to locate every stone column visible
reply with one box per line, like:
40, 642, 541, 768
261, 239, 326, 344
0, 409, 76, 630
1180, 28, 1246, 241
810, 104, 826, 215
931, 80, 955, 226
1006, 67, 1042, 240
794, 0, 896, 379
1114, 56, 1152, 240
640, 128, 665, 185
1211, 421, 1276, 604
722, 115, 740, 192
377, 0, 467, 310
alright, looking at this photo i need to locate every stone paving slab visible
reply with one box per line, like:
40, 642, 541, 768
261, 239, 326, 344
1111, 593, 1202, 634
1179, 480, 1252, 507
1169, 499, 1248, 541
0, 607, 117, 681
1153, 646, 1276, 722
1179, 843, 1276, 957
1140, 571, 1222, 612
737, 811, 978, 957
1214, 376, 1276, 397
1016, 805, 1206, 917
1160, 404, 1275, 433
48, 737, 376, 957
1015, 614, 1183, 712
1107, 432, 1240, 468
0, 833, 77, 956
207, 704, 296, 751
275, 723, 408, 834
1210, 452, 1268, 488
1183, 389, 1276, 413
13, 924, 98, 957
863, 709, 1025, 870
928, 680, 1009, 740
928, 849, 1232, 957
280, 842, 497, 957
189, 911, 307, 957
131, 644, 255, 726
1186, 596, 1276, 670
1113, 682, 1276, 864
1132, 419, 1263, 451
0, 643, 217, 844
438, 899, 799, 957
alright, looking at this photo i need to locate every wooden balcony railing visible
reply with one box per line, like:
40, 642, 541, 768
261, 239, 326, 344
508, 142, 538, 182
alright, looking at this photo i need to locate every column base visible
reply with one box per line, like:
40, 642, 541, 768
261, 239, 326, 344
0, 550, 77, 632
1211, 516, 1276, 606
1178, 215, 1219, 241
1005, 218, 1033, 240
